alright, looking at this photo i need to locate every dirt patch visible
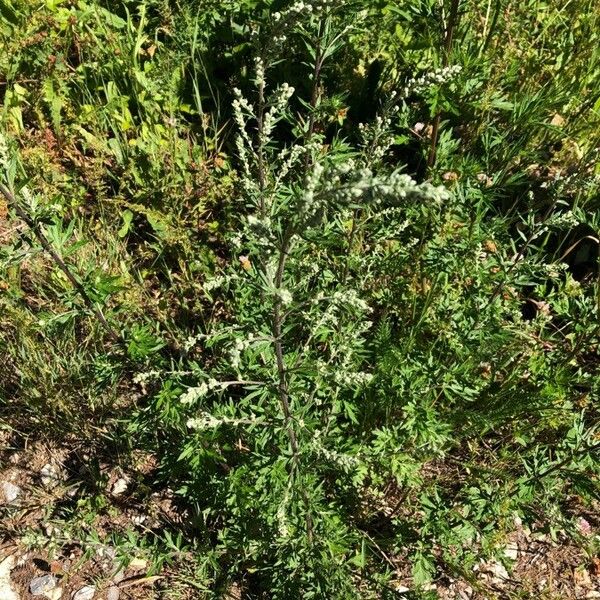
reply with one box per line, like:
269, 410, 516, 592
426, 519, 600, 599
0, 437, 178, 599
3, 435, 600, 598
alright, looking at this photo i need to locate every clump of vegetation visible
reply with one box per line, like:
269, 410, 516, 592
1, 0, 600, 598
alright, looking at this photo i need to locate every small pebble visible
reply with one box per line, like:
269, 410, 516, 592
111, 478, 128, 496
131, 514, 146, 525
96, 546, 117, 561
72, 585, 96, 600
106, 587, 120, 600
30, 574, 57, 596
1, 481, 21, 504
128, 557, 147, 571
459, 586, 473, 599
504, 542, 519, 560
112, 570, 125, 584
40, 464, 61, 487
491, 561, 509, 582
48, 588, 62, 600
513, 514, 523, 527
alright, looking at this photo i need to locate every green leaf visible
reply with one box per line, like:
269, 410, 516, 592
42, 79, 64, 135
412, 551, 435, 586
118, 210, 134, 238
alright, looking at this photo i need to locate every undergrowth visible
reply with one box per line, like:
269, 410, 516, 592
1, 0, 600, 598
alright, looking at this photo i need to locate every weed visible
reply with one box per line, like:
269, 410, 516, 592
1, 0, 600, 598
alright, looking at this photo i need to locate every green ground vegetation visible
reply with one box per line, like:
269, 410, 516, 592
1, 0, 600, 597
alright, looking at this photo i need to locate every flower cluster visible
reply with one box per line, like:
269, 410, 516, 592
186, 410, 261, 431
311, 430, 362, 472
186, 412, 229, 430
232, 88, 254, 181
402, 65, 462, 97
332, 370, 373, 387
293, 161, 450, 231
273, 142, 308, 185
298, 161, 326, 218
133, 370, 162, 385
180, 381, 213, 404
203, 273, 239, 293
273, 0, 337, 21
307, 289, 373, 337
179, 375, 259, 405
268, 0, 340, 44
332, 289, 372, 313
254, 56, 266, 87
277, 288, 293, 306
0, 132, 9, 170
262, 83, 295, 141
228, 335, 257, 370
242, 218, 277, 256
546, 210, 580, 229
233, 79, 296, 203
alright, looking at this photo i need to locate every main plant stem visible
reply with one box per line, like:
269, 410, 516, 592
271, 233, 314, 541
268, 22, 326, 542
272, 237, 294, 444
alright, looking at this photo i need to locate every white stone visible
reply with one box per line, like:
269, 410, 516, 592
128, 557, 147, 571
96, 546, 116, 560
1, 481, 21, 504
72, 585, 96, 600
47, 588, 62, 600
0, 556, 19, 600
111, 478, 128, 496
40, 464, 61, 487
504, 542, 519, 560
30, 574, 57, 596
459, 586, 473, 599
106, 587, 120, 600
131, 514, 146, 525
490, 561, 510, 581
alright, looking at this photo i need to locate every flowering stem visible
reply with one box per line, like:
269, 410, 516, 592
303, 19, 325, 172
271, 231, 314, 542
256, 59, 267, 218
264, 19, 330, 542
427, 0, 461, 170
